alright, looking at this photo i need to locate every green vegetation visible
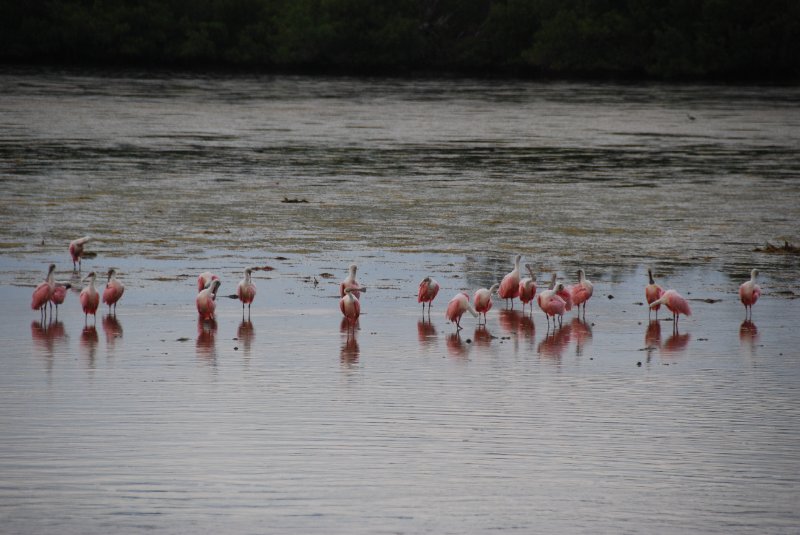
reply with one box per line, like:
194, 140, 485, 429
1, 0, 797, 80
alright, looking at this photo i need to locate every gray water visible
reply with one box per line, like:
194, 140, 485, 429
0, 69, 799, 533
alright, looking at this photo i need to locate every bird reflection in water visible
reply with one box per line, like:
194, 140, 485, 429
102, 314, 123, 351
446, 332, 469, 359
662, 331, 691, 355
339, 318, 360, 365
537, 323, 572, 361
80, 325, 99, 367
31, 320, 68, 375
417, 319, 437, 349
569, 318, 592, 356
472, 325, 494, 348
237, 319, 255, 357
196, 318, 218, 363
644, 320, 662, 362
739, 320, 759, 358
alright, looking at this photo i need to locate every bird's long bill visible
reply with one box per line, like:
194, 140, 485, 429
467, 305, 478, 318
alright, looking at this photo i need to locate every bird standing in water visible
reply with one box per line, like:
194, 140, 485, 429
197, 271, 219, 292
498, 255, 522, 308
645, 269, 665, 320
79, 271, 100, 324
445, 292, 478, 331
570, 269, 593, 317
474, 283, 499, 325
103, 268, 125, 314
538, 282, 567, 329
237, 267, 257, 316
340, 287, 364, 335
31, 264, 57, 319
417, 276, 440, 316
518, 263, 537, 315
196, 279, 221, 320
340, 264, 361, 299
739, 268, 761, 320
50, 282, 72, 317
649, 289, 691, 330
69, 236, 91, 271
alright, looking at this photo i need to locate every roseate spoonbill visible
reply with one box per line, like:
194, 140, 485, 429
518, 263, 537, 315
538, 282, 567, 329
102, 268, 125, 314
79, 271, 100, 324
50, 282, 72, 317
649, 289, 691, 329
237, 267, 257, 316
555, 279, 573, 312
498, 255, 522, 308
197, 271, 219, 292
340, 264, 361, 298
445, 292, 478, 331
645, 269, 665, 320
474, 283, 500, 324
570, 269, 593, 317
418, 276, 440, 315
31, 264, 57, 318
197, 279, 221, 320
340, 287, 364, 334
739, 268, 761, 320
69, 236, 91, 271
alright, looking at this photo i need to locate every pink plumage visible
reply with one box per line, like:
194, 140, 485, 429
498, 255, 522, 303
197, 271, 219, 292
196, 280, 220, 320
445, 292, 477, 330
650, 289, 691, 323
102, 269, 124, 312
738, 269, 761, 320
418, 277, 440, 305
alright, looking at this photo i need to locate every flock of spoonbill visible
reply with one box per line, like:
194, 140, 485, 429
31, 239, 762, 335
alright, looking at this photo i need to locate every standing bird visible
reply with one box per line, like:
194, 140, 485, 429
417, 276, 440, 315
445, 292, 478, 331
498, 255, 522, 308
79, 271, 100, 324
102, 268, 125, 314
649, 289, 691, 329
555, 277, 573, 312
69, 236, 91, 271
570, 269, 594, 317
538, 282, 567, 329
645, 269, 665, 320
474, 283, 500, 325
237, 267, 257, 316
518, 263, 537, 315
739, 268, 761, 320
340, 287, 364, 334
196, 279, 221, 320
50, 282, 72, 317
31, 264, 57, 318
197, 271, 219, 292
340, 264, 361, 299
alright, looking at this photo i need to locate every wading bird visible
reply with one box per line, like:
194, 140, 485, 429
340, 286, 364, 334
739, 268, 761, 320
645, 269, 665, 320
445, 292, 478, 331
237, 267, 257, 316
498, 255, 522, 308
50, 282, 72, 317
474, 284, 499, 325
196, 279, 221, 320
197, 271, 219, 292
69, 236, 91, 271
570, 269, 593, 317
518, 263, 537, 315
103, 268, 125, 314
79, 271, 100, 324
31, 264, 57, 319
417, 276, 439, 315
538, 282, 567, 329
649, 289, 691, 330
340, 264, 361, 298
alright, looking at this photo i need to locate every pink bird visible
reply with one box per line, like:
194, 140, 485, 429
738, 268, 761, 320
340, 286, 364, 334
538, 282, 567, 329
237, 267, 257, 316
31, 264, 57, 318
79, 271, 100, 324
474, 283, 499, 324
102, 268, 125, 314
196, 279, 221, 320
498, 255, 522, 308
645, 269, 665, 320
50, 281, 72, 317
570, 269, 593, 317
518, 263, 537, 315
554, 276, 572, 312
445, 292, 478, 331
649, 289, 691, 329
69, 236, 91, 271
417, 276, 440, 315
197, 271, 219, 292
340, 264, 361, 299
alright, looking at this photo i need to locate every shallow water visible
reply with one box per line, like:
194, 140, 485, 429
0, 70, 799, 533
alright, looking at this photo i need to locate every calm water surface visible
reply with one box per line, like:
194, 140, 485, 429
0, 70, 799, 533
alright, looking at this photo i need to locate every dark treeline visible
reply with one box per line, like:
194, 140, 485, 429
1, 0, 798, 80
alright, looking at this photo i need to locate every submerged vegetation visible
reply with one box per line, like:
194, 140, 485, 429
1, 0, 797, 80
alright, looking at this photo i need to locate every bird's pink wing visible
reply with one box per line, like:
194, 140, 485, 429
31, 283, 49, 310
417, 281, 429, 303
499, 274, 520, 299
